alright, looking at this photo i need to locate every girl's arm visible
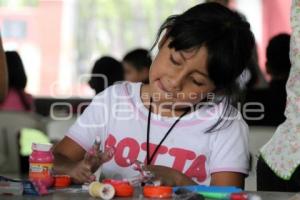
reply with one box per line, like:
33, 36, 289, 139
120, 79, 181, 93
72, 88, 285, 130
0, 33, 8, 102
210, 172, 245, 188
53, 137, 90, 183
53, 136, 86, 173
146, 166, 245, 187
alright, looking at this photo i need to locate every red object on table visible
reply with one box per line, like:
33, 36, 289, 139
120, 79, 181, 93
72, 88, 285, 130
143, 185, 173, 198
230, 192, 248, 200
29, 143, 54, 188
103, 179, 134, 197
53, 175, 71, 188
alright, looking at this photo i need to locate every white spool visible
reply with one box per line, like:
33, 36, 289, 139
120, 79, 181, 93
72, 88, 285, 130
88, 182, 115, 200
98, 184, 115, 200
88, 182, 101, 197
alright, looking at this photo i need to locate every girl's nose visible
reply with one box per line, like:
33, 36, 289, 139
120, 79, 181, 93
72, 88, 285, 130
167, 74, 184, 92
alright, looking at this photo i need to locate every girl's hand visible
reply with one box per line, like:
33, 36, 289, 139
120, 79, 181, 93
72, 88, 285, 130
145, 165, 196, 186
69, 158, 93, 184
69, 145, 114, 184
84, 142, 114, 173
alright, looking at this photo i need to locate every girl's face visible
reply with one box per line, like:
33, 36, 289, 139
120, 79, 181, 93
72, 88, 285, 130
149, 38, 215, 110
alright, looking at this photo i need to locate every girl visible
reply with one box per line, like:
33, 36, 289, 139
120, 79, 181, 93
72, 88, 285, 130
53, 2, 254, 187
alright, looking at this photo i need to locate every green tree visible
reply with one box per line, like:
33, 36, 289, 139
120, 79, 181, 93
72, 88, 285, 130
75, 0, 199, 75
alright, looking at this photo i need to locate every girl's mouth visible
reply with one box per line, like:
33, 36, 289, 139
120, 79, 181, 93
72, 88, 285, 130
156, 79, 170, 93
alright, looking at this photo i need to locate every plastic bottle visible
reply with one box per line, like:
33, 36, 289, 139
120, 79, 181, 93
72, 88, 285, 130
29, 143, 54, 188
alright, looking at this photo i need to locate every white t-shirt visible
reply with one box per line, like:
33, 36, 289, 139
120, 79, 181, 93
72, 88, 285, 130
67, 82, 249, 185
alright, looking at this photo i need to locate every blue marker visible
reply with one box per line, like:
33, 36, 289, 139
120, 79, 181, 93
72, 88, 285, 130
173, 185, 242, 199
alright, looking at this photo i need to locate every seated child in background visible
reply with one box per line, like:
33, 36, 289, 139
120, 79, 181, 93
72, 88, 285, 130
88, 56, 124, 94
122, 48, 152, 83
0, 33, 7, 102
244, 34, 291, 126
53, 2, 255, 188
0, 51, 33, 112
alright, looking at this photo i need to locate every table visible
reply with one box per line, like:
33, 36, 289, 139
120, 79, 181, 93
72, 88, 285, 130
0, 187, 297, 200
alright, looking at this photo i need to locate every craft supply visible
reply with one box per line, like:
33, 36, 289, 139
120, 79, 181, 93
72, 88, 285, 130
113, 183, 134, 197
173, 185, 242, 199
29, 143, 54, 188
21, 180, 43, 195
0, 181, 23, 195
230, 193, 248, 200
103, 179, 134, 197
87, 136, 101, 157
31, 180, 48, 195
0, 176, 44, 196
130, 160, 156, 185
143, 185, 173, 198
83, 137, 101, 186
53, 175, 71, 188
88, 181, 115, 200
174, 188, 205, 200
123, 175, 142, 186
173, 185, 242, 193
230, 193, 262, 200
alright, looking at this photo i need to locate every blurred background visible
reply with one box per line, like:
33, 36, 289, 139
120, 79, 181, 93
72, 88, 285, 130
0, 0, 291, 97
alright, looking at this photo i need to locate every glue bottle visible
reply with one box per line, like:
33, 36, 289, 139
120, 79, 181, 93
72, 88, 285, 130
29, 143, 54, 188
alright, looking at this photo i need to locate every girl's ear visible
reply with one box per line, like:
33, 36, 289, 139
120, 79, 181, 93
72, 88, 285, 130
158, 31, 169, 49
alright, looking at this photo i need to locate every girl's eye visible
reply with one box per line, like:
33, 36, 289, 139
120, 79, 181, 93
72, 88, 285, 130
193, 79, 203, 86
170, 55, 181, 66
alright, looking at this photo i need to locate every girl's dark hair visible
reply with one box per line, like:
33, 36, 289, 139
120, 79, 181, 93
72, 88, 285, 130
152, 3, 255, 132
5, 51, 31, 111
266, 33, 291, 77
6, 51, 27, 90
89, 56, 124, 94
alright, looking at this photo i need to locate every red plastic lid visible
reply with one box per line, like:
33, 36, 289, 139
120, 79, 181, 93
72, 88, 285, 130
230, 193, 248, 200
143, 185, 173, 198
53, 175, 71, 188
114, 183, 134, 197
102, 179, 133, 197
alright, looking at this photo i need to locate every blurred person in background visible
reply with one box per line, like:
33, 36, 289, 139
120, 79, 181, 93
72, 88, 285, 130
266, 34, 291, 99
0, 51, 33, 112
0, 33, 7, 102
88, 56, 124, 94
122, 48, 152, 83
244, 33, 291, 126
205, 0, 229, 7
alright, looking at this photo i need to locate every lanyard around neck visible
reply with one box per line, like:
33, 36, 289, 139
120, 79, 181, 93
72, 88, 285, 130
146, 98, 190, 165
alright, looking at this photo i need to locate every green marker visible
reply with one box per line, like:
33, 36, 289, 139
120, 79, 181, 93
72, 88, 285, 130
198, 191, 230, 199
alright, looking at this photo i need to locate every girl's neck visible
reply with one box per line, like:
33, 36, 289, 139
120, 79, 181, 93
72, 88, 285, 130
140, 84, 187, 118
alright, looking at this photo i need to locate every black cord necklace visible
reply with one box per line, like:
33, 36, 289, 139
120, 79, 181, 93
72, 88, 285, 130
146, 98, 191, 165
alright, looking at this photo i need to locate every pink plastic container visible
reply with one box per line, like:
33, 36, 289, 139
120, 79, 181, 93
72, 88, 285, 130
29, 143, 54, 188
